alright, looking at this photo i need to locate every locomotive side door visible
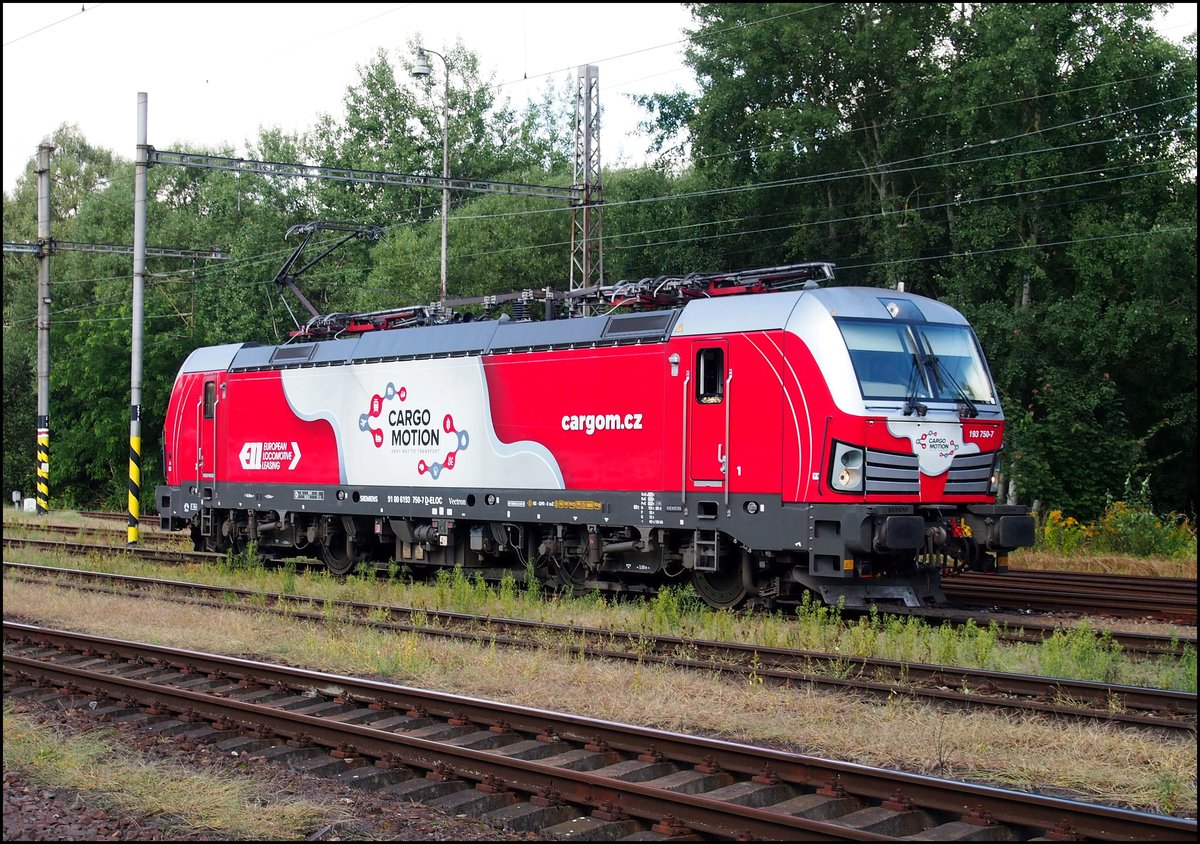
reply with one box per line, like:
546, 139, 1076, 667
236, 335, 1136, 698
687, 340, 730, 490
196, 375, 221, 496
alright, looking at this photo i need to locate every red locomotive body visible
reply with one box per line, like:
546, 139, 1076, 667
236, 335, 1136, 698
156, 264, 1034, 608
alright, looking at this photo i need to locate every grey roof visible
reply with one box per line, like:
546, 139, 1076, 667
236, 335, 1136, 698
215, 287, 969, 373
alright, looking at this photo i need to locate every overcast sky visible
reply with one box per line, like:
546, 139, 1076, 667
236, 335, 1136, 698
3, 2, 1195, 196
1, 2, 698, 193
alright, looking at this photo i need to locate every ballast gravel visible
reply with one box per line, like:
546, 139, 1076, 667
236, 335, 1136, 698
3, 696, 544, 841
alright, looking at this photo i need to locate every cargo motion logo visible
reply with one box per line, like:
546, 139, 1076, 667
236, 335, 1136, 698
886, 420, 979, 478
417, 414, 469, 480
917, 429, 960, 459
359, 381, 469, 480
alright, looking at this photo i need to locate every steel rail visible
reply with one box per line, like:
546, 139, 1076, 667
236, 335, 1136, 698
7, 523, 184, 547
6, 564, 1194, 733
968, 570, 1197, 590
5, 622, 1195, 841
5, 532, 1194, 658
2, 536, 219, 564
943, 580, 1196, 623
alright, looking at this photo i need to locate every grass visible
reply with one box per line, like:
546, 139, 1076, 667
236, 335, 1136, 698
3, 579, 1196, 816
1008, 549, 1197, 579
2, 703, 341, 839
3, 511, 1197, 815
3, 533, 1195, 693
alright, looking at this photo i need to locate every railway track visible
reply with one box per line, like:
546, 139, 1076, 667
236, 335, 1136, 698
55, 515, 1200, 621
2, 535, 221, 565
78, 510, 143, 522
944, 570, 1197, 624
6, 521, 185, 548
3, 531, 1194, 658
6, 562, 1195, 734
16, 518, 1197, 622
5, 622, 1194, 841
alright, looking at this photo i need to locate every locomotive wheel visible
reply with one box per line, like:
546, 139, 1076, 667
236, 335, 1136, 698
548, 553, 588, 591
691, 565, 747, 609
322, 537, 360, 576
205, 530, 241, 556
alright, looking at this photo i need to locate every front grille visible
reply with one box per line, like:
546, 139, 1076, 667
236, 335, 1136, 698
865, 448, 996, 495
944, 451, 996, 494
865, 449, 920, 494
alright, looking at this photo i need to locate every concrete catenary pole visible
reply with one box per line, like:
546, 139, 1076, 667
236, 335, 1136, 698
35, 143, 54, 514
129, 93, 148, 544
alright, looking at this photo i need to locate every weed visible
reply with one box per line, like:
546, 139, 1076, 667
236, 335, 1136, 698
747, 652, 765, 686
2, 706, 333, 838
1151, 771, 1187, 815
1038, 622, 1124, 683
496, 569, 518, 615
366, 604, 391, 625
848, 614, 879, 657
1038, 510, 1088, 555
933, 715, 952, 778
1034, 477, 1197, 561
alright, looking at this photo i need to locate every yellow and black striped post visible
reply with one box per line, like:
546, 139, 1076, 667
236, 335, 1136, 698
129, 95, 149, 546
36, 417, 49, 514
35, 144, 53, 516
128, 405, 141, 544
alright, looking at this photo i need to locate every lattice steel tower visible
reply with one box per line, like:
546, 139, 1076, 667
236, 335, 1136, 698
570, 64, 603, 297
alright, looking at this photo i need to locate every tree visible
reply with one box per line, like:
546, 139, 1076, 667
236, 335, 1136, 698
4, 14, 1192, 522
2, 125, 123, 506
939, 2, 1197, 517
658, 2, 1196, 518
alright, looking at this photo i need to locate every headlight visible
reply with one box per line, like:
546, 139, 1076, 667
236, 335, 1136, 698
830, 442, 864, 492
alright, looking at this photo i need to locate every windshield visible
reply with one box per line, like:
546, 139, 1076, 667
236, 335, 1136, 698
837, 319, 996, 404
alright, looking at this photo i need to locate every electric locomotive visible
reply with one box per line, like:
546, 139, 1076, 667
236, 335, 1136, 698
155, 262, 1035, 609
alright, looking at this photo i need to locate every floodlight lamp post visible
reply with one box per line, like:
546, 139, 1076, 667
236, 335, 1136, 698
413, 47, 449, 302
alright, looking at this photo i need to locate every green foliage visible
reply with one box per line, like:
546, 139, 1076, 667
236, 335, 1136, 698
281, 560, 297, 595
1037, 509, 1089, 555
1170, 646, 1197, 696
1033, 476, 1198, 559
1037, 622, 1123, 684
218, 540, 262, 574
640, 584, 705, 633
1006, 374, 1141, 521
1, 336, 35, 500
1090, 477, 1198, 559
2, 5, 1195, 523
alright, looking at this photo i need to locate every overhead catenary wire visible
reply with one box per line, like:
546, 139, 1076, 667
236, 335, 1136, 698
5, 83, 1190, 327
2, 3, 103, 47
10, 140, 1182, 308
38, 139, 1186, 301
5, 64, 1188, 282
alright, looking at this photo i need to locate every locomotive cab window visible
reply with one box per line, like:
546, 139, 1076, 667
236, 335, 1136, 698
837, 319, 996, 404
203, 381, 216, 419
696, 348, 724, 404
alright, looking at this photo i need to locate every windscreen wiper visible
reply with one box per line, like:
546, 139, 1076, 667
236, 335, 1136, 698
903, 352, 928, 417
919, 331, 978, 418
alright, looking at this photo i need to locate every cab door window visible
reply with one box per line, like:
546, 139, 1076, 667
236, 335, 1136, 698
203, 381, 216, 419
696, 348, 724, 403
